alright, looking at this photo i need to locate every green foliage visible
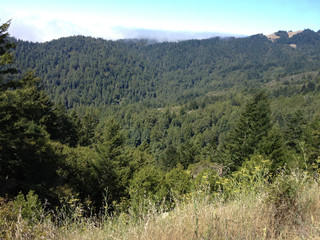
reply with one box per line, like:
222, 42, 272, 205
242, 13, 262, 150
0, 191, 45, 238
220, 155, 271, 200
0, 71, 78, 200
129, 165, 166, 201
257, 124, 288, 172
223, 91, 272, 168
0, 24, 85, 203
77, 111, 99, 146
12, 191, 44, 224
165, 163, 192, 199
304, 115, 320, 163
129, 165, 167, 215
12, 29, 320, 108
85, 119, 128, 208
3, 20, 320, 226
284, 110, 306, 151
0, 20, 17, 90
159, 145, 179, 171
60, 146, 98, 207
266, 170, 313, 230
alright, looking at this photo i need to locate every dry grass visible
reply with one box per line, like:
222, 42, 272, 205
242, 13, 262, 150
266, 33, 280, 42
105, 189, 320, 240
49, 190, 320, 240
266, 30, 302, 42
288, 30, 303, 38
3, 171, 320, 239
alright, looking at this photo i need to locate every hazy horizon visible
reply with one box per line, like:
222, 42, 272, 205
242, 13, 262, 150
1, 0, 319, 42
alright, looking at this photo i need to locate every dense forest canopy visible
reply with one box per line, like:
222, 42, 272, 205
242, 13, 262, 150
2, 19, 320, 223
11, 29, 320, 108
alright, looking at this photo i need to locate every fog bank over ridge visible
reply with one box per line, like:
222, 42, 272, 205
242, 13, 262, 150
113, 27, 247, 42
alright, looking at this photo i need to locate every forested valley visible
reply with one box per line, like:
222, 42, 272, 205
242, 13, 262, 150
2, 20, 320, 238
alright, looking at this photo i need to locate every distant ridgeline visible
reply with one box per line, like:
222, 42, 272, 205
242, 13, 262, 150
12, 29, 320, 108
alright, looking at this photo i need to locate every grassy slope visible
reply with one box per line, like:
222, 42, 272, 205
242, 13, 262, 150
3, 169, 320, 240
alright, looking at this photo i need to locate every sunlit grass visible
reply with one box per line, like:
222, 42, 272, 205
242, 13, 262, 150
2, 167, 320, 239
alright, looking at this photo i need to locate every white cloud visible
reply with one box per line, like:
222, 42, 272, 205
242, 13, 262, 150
2, 7, 122, 41
2, 6, 246, 42
112, 27, 245, 42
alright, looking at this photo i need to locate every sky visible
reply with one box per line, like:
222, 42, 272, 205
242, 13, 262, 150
1, 0, 320, 42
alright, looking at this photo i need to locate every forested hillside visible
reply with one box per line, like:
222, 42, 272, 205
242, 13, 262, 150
12, 29, 320, 108
2, 20, 320, 239
9, 28, 320, 175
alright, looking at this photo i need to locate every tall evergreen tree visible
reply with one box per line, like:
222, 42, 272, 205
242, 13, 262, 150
0, 20, 17, 90
257, 124, 287, 172
284, 110, 306, 152
0, 70, 61, 198
92, 119, 127, 207
0, 21, 80, 201
224, 91, 272, 169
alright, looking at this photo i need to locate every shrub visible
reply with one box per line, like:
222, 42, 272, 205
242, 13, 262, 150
0, 191, 49, 239
266, 169, 314, 235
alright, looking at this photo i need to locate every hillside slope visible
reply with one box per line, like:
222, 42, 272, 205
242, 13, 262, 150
12, 29, 320, 108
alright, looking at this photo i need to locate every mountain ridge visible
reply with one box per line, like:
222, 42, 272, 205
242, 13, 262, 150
10, 29, 320, 109
266, 30, 303, 42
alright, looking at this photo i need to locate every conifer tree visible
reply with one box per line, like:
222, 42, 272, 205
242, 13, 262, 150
284, 110, 306, 152
0, 21, 79, 200
257, 124, 287, 172
0, 20, 17, 90
92, 119, 127, 207
225, 91, 272, 169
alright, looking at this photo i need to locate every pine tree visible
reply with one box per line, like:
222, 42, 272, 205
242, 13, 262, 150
0, 71, 61, 198
0, 22, 75, 201
284, 110, 306, 152
225, 91, 272, 169
303, 115, 320, 164
92, 119, 127, 207
0, 20, 17, 90
257, 124, 287, 172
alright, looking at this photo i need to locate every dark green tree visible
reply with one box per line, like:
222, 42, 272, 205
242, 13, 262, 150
224, 91, 272, 169
303, 115, 320, 164
257, 124, 287, 173
0, 20, 17, 90
0, 22, 80, 202
129, 165, 167, 213
92, 119, 128, 208
77, 111, 99, 146
159, 145, 179, 171
0, 71, 61, 199
284, 110, 306, 152
177, 141, 199, 168
165, 163, 191, 198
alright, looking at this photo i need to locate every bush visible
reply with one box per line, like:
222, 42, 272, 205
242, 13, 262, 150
0, 191, 49, 239
266, 169, 315, 236
12, 191, 44, 224
129, 165, 168, 216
